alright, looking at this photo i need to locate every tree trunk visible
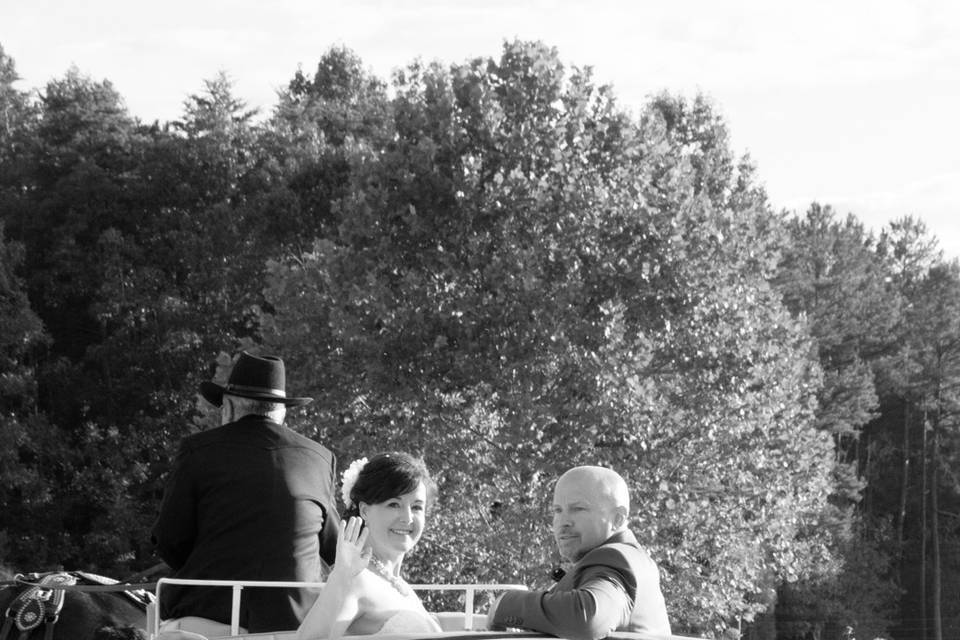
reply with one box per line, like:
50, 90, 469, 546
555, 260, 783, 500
921, 409, 928, 640
931, 364, 943, 640
898, 401, 909, 547
931, 438, 942, 640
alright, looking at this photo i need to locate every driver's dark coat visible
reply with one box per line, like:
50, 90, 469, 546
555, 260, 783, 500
152, 414, 338, 632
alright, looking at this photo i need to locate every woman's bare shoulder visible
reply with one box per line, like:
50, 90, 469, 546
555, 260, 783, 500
353, 569, 404, 605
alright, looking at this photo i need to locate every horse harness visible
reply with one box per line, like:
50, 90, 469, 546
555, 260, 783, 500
0, 571, 153, 640
0, 572, 75, 640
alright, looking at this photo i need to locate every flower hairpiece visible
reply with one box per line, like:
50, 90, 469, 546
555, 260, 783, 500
341, 457, 368, 509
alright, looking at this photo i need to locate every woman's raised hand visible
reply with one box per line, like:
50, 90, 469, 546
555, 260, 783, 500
297, 516, 367, 640
335, 516, 372, 577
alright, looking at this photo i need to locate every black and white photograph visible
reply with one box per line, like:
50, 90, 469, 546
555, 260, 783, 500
1, 2, 957, 640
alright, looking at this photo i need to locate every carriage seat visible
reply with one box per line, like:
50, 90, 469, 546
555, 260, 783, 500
433, 611, 488, 631
157, 615, 246, 637
158, 633, 297, 640
185, 613, 486, 640
155, 631, 216, 640
153, 613, 487, 640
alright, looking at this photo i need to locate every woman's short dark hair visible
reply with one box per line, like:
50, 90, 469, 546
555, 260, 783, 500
344, 452, 435, 519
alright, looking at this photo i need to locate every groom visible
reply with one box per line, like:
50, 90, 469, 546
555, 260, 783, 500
487, 465, 671, 640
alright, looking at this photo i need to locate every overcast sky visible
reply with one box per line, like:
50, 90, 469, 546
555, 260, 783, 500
3, 0, 958, 259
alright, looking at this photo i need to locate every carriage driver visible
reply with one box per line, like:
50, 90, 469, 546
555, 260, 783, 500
152, 351, 339, 636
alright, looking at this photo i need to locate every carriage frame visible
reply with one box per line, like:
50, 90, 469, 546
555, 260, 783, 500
150, 578, 529, 639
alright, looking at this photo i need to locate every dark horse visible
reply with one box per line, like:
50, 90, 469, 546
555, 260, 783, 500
0, 568, 152, 640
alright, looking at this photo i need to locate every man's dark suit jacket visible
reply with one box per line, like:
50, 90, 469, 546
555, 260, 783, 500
151, 414, 339, 632
490, 530, 671, 640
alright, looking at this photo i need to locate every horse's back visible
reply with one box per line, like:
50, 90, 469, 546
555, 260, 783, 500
0, 571, 149, 640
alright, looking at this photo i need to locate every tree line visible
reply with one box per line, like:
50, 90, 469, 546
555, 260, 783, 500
1, 40, 957, 640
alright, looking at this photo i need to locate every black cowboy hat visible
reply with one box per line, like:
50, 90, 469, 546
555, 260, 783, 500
200, 351, 313, 407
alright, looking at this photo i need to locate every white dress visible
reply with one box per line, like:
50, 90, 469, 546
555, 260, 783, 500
377, 610, 442, 634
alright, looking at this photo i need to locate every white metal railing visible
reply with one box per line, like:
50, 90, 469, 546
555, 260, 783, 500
407, 583, 527, 631
152, 577, 527, 638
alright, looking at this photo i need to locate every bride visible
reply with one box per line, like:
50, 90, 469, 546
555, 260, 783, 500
296, 452, 442, 640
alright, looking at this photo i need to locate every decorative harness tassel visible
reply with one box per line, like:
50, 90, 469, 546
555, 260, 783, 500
1, 572, 76, 640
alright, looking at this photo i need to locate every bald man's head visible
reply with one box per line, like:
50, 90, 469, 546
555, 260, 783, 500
558, 466, 630, 511
552, 466, 630, 561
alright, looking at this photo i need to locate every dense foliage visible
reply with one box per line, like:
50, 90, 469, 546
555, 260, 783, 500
1, 40, 957, 639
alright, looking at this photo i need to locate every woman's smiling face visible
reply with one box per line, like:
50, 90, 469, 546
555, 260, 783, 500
359, 481, 427, 558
